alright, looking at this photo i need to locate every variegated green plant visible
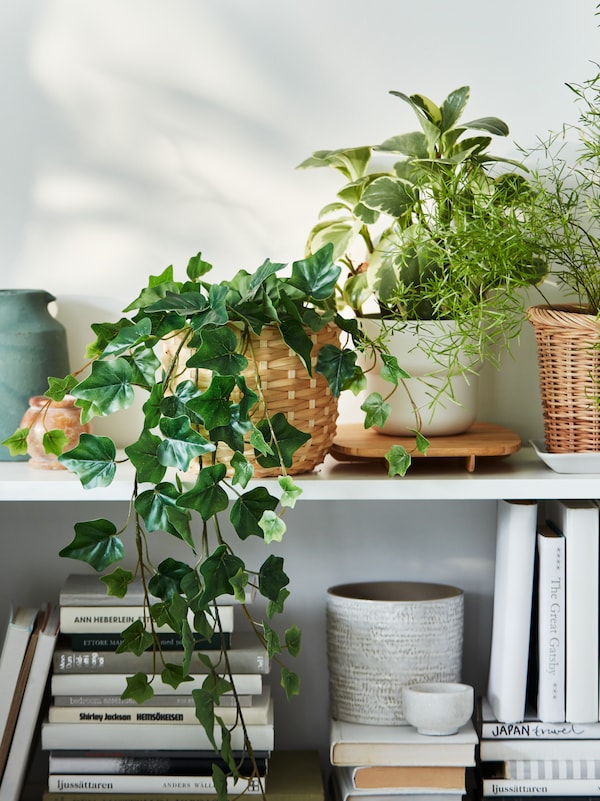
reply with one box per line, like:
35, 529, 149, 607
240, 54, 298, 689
3, 244, 416, 800
298, 86, 546, 384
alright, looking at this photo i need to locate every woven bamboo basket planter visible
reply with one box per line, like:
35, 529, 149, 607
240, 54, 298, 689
161, 323, 339, 476
527, 304, 600, 452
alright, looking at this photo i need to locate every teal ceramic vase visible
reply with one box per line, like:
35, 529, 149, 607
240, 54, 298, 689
0, 290, 70, 460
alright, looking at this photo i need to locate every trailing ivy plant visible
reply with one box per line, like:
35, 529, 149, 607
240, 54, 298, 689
3, 244, 413, 799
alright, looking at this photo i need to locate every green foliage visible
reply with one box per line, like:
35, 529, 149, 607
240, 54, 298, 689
13, 245, 365, 800
521, 67, 600, 313
298, 85, 547, 388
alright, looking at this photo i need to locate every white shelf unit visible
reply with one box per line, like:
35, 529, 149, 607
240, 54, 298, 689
0, 446, 598, 502
5, 444, 600, 769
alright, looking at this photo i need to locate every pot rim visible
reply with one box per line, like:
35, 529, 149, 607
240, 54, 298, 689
327, 580, 463, 602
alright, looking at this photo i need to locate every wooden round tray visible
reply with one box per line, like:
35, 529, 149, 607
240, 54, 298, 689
330, 422, 521, 472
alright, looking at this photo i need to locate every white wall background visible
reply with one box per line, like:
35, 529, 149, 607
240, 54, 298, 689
1, 0, 598, 444
1, 0, 599, 786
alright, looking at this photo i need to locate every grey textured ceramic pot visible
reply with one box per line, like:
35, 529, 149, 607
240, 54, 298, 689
326, 581, 464, 725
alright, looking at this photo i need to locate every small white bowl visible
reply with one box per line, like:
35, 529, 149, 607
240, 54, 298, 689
402, 682, 474, 735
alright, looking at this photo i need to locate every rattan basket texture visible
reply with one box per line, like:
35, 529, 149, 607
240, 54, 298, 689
527, 304, 600, 453
161, 323, 339, 476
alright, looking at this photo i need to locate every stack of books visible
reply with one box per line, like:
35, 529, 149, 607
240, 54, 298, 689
328, 716, 478, 801
40, 574, 275, 800
477, 696, 600, 798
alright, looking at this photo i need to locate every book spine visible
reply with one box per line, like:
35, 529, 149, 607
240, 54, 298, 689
48, 755, 267, 775
51, 673, 263, 696
41, 721, 274, 752
65, 632, 229, 651
535, 526, 565, 722
47, 774, 262, 794
48, 696, 270, 725
506, 759, 600, 780
52, 693, 247, 707
483, 777, 600, 796
487, 500, 538, 723
480, 719, 600, 738
53, 645, 268, 674
545, 499, 599, 723
59, 606, 234, 634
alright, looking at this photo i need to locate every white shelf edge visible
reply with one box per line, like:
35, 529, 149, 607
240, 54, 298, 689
0, 447, 598, 502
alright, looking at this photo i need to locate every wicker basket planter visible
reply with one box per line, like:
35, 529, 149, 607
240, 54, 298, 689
527, 304, 600, 453
161, 323, 339, 476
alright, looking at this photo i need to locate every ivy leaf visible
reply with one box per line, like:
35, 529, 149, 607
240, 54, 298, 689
281, 667, 301, 699
70, 358, 135, 417
262, 621, 282, 657
279, 318, 313, 375
192, 688, 218, 750
187, 375, 235, 429
259, 510, 286, 544
100, 317, 152, 358
45, 374, 78, 401
122, 266, 180, 312
230, 487, 279, 540
288, 244, 341, 300
58, 433, 117, 489
127, 347, 162, 389
415, 431, 429, 454
360, 392, 391, 430
177, 464, 229, 521
161, 663, 194, 689
249, 427, 273, 457
285, 624, 302, 657
186, 327, 248, 376
101, 568, 134, 599
266, 587, 290, 619
135, 482, 182, 533
278, 476, 302, 509
2, 428, 29, 456
159, 380, 203, 426
115, 620, 154, 656
59, 518, 124, 571
381, 353, 410, 386
42, 429, 69, 457
122, 672, 155, 703
186, 252, 213, 281
316, 344, 357, 398
254, 413, 310, 469
385, 445, 412, 477
230, 452, 253, 488
142, 383, 165, 430
229, 568, 249, 603
125, 430, 167, 485
212, 765, 228, 800
258, 555, 289, 602
157, 415, 215, 471
198, 544, 246, 604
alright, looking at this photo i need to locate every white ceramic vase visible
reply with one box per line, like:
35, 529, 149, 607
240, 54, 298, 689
360, 318, 480, 437
326, 581, 464, 725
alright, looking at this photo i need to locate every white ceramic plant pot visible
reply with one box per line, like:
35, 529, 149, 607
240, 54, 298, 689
326, 581, 464, 725
360, 318, 481, 437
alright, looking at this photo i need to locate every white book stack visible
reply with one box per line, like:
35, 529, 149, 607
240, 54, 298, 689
328, 717, 478, 801
41, 573, 274, 797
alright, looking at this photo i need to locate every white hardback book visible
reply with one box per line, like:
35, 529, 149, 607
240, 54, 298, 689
0, 603, 60, 801
546, 498, 599, 722
535, 524, 565, 722
0, 606, 39, 737
51, 670, 262, 696
329, 718, 478, 767
487, 499, 538, 723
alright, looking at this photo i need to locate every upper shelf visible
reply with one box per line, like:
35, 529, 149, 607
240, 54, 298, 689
0, 446, 598, 502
